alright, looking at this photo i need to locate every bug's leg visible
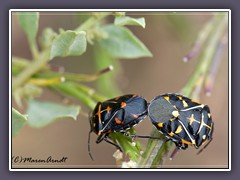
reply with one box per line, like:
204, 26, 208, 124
181, 143, 188, 150
169, 147, 180, 160
122, 132, 161, 140
96, 133, 123, 151
96, 133, 106, 144
103, 136, 123, 152
169, 140, 190, 160
163, 136, 171, 142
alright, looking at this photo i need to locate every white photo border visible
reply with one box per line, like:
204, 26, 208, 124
9, 9, 231, 171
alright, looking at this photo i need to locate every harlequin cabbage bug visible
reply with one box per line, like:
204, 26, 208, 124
148, 93, 214, 155
88, 94, 151, 160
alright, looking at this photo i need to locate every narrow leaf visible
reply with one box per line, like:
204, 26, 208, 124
39, 28, 58, 49
114, 16, 145, 28
12, 108, 27, 136
17, 12, 39, 44
50, 30, 87, 59
27, 100, 80, 128
99, 25, 152, 59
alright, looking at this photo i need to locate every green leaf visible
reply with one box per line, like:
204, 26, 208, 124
13, 84, 43, 107
39, 28, 58, 50
12, 108, 27, 136
93, 45, 122, 98
27, 100, 80, 128
114, 16, 146, 28
50, 30, 87, 59
98, 25, 152, 59
17, 12, 39, 44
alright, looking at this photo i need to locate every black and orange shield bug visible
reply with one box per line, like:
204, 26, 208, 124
88, 94, 149, 159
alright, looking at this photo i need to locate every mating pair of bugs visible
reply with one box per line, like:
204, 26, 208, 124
88, 93, 214, 160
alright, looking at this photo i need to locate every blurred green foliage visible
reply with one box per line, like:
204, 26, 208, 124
12, 12, 152, 162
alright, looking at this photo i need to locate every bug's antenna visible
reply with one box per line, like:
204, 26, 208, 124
197, 138, 213, 155
169, 147, 180, 160
88, 130, 94, 160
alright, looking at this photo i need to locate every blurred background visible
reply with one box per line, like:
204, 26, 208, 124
12, 11, 228, 168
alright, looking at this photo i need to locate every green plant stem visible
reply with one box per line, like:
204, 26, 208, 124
35, 71, 111, 82
73, 83, 107, 102
183, 14, 220, 62
12, 59, 114, 83
30, 41, 40, 60
137, 13, 228, 168
12, 56, 31, 67
205, 32, 228, 96
51, 82, 97, 110
137, 130, 172, 168
181, 13, 228, 98
12, 57, 31, 76
12, 50, 49, 91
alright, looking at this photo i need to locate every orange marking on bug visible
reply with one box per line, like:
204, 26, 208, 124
173, 105, 178, 110
164, 96, 170, 101
177, 96, 183, 100
182, 100, 188, 107
121, 102, 127, 108
133, 114, 139, 119
96, 104, 102, 123
115, 117, 122, 124
187, 114, 196, 125
106, 106, 111, 113
107, 129, 112, 133
115, 97, 120, 101
181, 139, 192, 145
191, 99, 200, 104
157, 123, 163, 127
97, 130, 103, 136
175, 125, 182, 134
168, 132, 174, 137
208, 113, 211, 118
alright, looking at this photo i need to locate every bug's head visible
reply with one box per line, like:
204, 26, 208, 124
89, 102, 103, 135
89, 115, 98, 134
88, 102, 104, 160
